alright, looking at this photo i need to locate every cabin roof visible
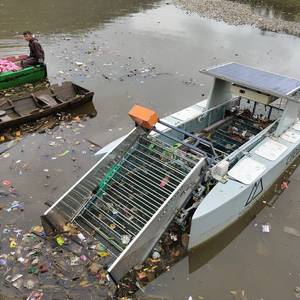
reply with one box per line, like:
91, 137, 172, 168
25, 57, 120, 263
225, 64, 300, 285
201, 62, 300, 99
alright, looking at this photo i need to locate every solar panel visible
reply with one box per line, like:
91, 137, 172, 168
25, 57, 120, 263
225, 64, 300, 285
202, 63, 300, 98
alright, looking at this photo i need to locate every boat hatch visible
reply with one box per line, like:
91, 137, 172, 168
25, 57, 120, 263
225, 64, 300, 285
206, 111, 274, 156
42, 107, 206, 282
255, 138, 287, 161
228, 157, 266, 185
281, 130, 300, 144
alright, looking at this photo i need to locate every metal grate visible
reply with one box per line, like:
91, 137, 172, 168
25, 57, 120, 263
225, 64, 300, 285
71, 134, 200, 255
209, 113, 271, 154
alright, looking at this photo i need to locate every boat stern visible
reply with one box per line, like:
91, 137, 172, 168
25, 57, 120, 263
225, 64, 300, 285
188, 178, 250, 250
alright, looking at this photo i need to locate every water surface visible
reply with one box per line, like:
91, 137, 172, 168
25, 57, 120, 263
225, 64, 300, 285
1, 1, 300, 299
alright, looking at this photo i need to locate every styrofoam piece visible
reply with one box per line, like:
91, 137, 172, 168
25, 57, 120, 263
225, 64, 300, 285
255, 138, 287, 161
228, 157, 266, 185
213, 160, 229, 177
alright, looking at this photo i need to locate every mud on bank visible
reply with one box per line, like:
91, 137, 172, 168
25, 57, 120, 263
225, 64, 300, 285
174, 0, 300, 36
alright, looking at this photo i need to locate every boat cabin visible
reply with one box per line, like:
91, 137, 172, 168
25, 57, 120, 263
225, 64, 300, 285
154, 62, 300, 168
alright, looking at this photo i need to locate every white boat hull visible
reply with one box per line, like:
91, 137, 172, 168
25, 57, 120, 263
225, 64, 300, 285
189, 134, 300, 249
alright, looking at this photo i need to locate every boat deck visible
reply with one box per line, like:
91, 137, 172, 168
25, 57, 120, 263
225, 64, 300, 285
208, 111, 272, 155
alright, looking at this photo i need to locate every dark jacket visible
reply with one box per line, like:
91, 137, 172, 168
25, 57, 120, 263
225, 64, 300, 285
29, 38, 45, 62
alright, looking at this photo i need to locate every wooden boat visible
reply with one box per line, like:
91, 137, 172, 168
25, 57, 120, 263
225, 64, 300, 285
0, 55, 47, 91
0, 81, 94, 130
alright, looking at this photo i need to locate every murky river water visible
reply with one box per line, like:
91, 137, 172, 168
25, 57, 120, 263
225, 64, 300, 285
1, 0, 300, 299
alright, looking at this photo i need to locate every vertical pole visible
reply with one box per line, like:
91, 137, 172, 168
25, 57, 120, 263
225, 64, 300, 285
252, 101, 257, 115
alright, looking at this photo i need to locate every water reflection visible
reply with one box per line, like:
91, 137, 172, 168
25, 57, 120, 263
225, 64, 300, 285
0, 0, 160, 38
70, 100, 98, 118
232, 0, 300, 22
189, 192, 266, 273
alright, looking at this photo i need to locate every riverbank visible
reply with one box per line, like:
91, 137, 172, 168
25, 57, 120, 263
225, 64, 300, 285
174, 0, 300, 36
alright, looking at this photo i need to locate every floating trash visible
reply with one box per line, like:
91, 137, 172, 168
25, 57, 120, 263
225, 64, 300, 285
262, 224, 271, 233
121, 235, 131, 245
2, 179, 12, 186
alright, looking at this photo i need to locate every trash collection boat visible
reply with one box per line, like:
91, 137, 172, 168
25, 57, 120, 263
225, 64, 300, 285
0, 81, 94, 130
0, 55, 47, 90
42, 63, 300, 283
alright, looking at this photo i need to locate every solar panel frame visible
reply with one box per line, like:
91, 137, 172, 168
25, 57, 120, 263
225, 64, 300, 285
201, 62, 300, 98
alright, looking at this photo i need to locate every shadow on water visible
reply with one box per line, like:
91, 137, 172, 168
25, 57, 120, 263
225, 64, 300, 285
232, 0, 300, 22
0, 0, 160, 38
66, 100, 98, 118
188, 155, 300, 274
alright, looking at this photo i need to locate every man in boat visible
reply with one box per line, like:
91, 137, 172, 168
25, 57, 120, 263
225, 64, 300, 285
21, 31, 45, 68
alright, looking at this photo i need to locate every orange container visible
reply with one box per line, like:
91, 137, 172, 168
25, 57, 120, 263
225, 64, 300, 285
128, 104, 159, 129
